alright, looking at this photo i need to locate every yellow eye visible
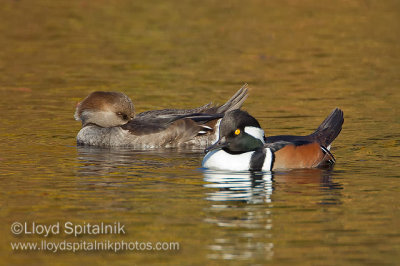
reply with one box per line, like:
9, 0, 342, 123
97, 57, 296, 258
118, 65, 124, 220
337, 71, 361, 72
234, 129, 241, 135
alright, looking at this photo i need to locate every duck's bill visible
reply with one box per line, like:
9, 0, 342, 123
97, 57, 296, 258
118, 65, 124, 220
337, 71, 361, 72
204, 137, 227, 153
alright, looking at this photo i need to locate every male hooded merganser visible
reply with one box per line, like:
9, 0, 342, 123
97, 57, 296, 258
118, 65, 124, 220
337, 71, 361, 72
202, 108, 343, 171
75, 85, 248, 148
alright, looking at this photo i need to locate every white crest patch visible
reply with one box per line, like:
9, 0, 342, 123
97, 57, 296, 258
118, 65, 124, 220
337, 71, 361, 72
244, 126, 265, 143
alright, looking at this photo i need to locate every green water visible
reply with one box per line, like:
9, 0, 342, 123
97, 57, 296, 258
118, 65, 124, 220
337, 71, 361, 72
1, 0, 399, 265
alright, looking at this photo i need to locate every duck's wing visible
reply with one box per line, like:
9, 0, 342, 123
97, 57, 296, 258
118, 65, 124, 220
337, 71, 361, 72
121, 119, 167, 135
121, 117, 210, 146
135, 106, 213, 120
134, 111, 223, 126
264, 135, 314, 152
122, 113, 223, 136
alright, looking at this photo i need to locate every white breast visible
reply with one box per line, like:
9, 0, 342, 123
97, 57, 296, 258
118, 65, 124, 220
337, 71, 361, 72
202, 148, 274, 172
202, 150, 253, 171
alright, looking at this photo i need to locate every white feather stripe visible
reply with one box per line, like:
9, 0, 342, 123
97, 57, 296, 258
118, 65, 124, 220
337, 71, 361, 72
262, 148, 273, 171
201, 125, 212, 130
211, 119, 221, 143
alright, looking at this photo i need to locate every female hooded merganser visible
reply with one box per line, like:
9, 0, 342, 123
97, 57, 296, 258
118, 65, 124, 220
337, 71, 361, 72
75, 85, 248, 149
202, 108, 343, 171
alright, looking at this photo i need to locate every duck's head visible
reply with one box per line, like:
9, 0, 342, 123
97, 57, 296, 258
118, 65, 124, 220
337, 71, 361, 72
205, 110, 265, 154
74, 91, 135, 127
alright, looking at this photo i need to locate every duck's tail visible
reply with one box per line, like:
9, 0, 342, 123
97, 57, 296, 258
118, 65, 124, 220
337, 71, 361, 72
215, 84, 249, 113
309, 108, 344, 148
191, 84, 248, 115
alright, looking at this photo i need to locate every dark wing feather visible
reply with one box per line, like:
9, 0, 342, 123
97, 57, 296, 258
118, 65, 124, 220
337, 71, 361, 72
122, 113, 223, 136
265, 135, 313, 144
264, 137, 314, 152
135, 108, 213, 122
121, 120, 167, 135
136, 112, 223, 125
122, 118, 203, 146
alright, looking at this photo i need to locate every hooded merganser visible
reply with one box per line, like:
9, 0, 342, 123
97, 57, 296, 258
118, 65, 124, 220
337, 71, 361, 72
74, 85, 248, 149
202, 108, 344, 171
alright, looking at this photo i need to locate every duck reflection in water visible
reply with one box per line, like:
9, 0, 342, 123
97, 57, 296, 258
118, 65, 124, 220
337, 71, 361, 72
202, 168, 342, 204
76, 145, 202, 176
76, 146, 163, 176
202, 168, 342, 261
203, 170, 273, 204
